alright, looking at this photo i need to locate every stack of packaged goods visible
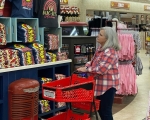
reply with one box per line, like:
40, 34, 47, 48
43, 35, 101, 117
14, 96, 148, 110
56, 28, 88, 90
46, 52, 57, 62
44, 34, 59, 50
0, 23, 6, 45
10, 44, 35, 66
0, 49, 20, 68
17, 23, 36, 43
28, 43, 47, 64
39, 100, 51, 114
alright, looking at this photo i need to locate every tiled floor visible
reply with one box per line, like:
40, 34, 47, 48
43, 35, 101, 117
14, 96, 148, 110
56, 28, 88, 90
92, 50, 150, 120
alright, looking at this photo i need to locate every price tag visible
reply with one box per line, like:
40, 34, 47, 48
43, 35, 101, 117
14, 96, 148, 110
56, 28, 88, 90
44, 89, 55, 99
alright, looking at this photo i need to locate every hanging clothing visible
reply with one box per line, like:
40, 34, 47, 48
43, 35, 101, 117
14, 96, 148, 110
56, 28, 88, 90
135, 55, 143, 76
9, 0, 33, 18
33, 0, 60, 27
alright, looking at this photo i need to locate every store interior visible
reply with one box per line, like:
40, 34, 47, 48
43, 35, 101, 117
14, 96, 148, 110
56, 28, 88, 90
0, 0, 150, 120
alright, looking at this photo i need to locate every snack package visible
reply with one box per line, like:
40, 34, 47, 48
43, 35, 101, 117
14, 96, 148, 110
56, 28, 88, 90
41, 77, 52, 84
55, 74, 66, 80
57, 102, 66, 108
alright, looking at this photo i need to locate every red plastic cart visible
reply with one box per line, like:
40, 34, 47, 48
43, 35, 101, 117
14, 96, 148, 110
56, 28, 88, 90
42, 72, 99, 120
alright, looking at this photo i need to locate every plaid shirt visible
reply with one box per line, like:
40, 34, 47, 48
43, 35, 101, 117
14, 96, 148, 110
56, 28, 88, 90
85, 47, 120, 96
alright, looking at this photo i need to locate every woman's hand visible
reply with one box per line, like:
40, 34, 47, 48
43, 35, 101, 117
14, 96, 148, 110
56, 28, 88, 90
77, 67, 87, 72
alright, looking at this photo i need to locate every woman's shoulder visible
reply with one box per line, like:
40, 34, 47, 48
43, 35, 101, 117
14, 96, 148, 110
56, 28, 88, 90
104, 47, 116, 54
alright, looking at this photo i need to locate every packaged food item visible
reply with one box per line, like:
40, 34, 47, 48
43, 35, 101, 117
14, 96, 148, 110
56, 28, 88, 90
57, 102, 66, 108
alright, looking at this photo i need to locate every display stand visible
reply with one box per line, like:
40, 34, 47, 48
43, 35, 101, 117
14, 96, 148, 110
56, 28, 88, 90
0, 60, 72, 120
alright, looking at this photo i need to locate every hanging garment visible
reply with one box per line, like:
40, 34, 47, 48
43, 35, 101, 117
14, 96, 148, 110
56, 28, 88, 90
33, 0, 60, 27
116, 63, 137, 95
9, 0, 33, 17
135, 55, 143, 76
117, 33, 135, 61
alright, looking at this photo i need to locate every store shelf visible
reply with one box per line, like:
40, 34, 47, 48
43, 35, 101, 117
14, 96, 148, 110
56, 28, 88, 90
0, 17, 12, 43
39, 110, 54, 117
39, 27, 62, 48
11, 18, 39, 42
0, 59, 72, 73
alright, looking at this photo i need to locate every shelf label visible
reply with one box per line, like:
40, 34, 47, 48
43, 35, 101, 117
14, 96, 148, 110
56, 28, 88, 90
44, 89, 55, 99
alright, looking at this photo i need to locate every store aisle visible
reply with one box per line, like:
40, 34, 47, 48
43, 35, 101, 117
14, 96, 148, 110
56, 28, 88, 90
92, 50, 150, 120
113, 50, 150, 120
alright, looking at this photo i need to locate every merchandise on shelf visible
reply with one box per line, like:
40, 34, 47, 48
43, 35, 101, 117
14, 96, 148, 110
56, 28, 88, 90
46, 52, 57, 62
57, 52, 68, 61
44, 34, 59, 50
41, 77, 52, 84
74, 56, 88, 64
39, 100, 51, 113
33, 0, 60, 27
55, 74, 66, 80
9, 0, 33, 17
10, 44, 35, 66
56, 102, 66, 108
17, 23, 36, 43
0, 48, 20, 68
0, 23, 6, 45
28, 43, 47, 64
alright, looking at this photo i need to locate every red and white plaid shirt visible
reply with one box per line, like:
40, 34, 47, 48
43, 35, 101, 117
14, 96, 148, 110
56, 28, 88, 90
85, 47, 120, 96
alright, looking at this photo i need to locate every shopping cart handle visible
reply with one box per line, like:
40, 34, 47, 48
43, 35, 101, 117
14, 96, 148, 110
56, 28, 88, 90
73, 70, 84, 74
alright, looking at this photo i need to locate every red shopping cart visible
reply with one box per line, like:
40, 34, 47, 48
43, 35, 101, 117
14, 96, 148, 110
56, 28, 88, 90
42, 71, 99, 120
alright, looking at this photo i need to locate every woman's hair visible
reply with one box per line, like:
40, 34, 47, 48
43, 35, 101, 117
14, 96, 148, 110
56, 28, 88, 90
100, 27, 121, 51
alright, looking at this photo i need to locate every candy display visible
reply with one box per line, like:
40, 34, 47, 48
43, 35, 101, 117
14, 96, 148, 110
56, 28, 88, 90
39, 100, 51, 113
10, 44, 35, 66
17, 23, 36, 43
0, 49, 20, 68
28, 43, 47, 64
44, 34, 59, 50
46, 52, 57, 62
0, 23, 6, 45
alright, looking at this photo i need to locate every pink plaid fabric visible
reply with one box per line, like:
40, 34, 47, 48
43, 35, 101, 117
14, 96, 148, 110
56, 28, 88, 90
85, 47, 120, 96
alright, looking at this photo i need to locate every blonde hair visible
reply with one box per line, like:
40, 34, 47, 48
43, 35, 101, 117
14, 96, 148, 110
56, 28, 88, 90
100, 27, 121, 51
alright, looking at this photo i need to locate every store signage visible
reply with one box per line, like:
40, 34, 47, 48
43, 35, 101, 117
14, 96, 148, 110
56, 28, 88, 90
144, 5, 150, 11
111, 1, 130, 10
60, 0, 68, 5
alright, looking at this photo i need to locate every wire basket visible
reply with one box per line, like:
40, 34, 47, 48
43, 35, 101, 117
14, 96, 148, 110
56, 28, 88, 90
42, 74, 95, 102
72, 99, 100, 112
47, 110, 90, 120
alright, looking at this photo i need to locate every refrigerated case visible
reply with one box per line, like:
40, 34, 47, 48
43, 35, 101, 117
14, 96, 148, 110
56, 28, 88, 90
60, 22, 96, 72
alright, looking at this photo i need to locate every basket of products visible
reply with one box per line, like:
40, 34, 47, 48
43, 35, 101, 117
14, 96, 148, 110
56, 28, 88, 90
42, 74, 95, 102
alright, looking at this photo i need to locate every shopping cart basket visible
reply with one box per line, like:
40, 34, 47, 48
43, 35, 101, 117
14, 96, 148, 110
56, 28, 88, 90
72, 99, 100, 112
47, 109, 90, 120
42, 74, 95, 102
